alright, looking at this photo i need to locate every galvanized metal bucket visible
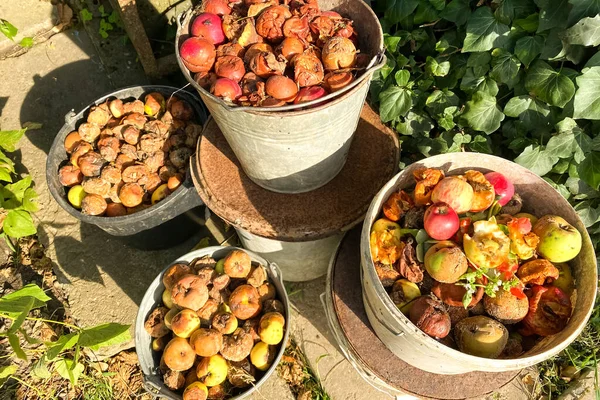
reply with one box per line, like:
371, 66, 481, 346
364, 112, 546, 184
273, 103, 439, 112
135, 246, 290, 399
175, 0, 385, 193
360, 153, 598, 374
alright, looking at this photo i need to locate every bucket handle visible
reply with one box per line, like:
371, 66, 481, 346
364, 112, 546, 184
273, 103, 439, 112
363, 288, 405, 337
176, 10, 386, 113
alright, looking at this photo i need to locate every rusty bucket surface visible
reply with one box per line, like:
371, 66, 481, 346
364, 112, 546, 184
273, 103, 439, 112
176, 0, 385, 193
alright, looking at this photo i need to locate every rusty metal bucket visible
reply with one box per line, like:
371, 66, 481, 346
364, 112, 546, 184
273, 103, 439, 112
175, 0, 385, 193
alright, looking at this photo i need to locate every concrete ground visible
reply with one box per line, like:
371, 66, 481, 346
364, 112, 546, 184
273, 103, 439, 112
0, 2, 569, 400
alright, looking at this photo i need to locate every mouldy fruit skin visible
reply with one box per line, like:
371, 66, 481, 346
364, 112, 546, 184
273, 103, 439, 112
293, 54, 324, 87
222, 250, 252, 278
256, 5, 292, 42
58, 165, 84, 187
521, 285, 572, 336
430, 176, 474, 215
483, 289, 529, 325
171, 309, 202, 338
171, 274, 209, 311
163, 369, 186, 391
214, 55, 246, 82
64, 131, 82, 153
517, 259, 559, 286
189, 328, 223, 357
183, 381, 209, 400
81, 194, 107, 216
229, 284, 262, 320
454, 316, 508, 359
533, 215, 582, 263
424, 241, 468, 284
163, 337, 197, 371
163, 263, 193, 290
463, 218, 511, 269
321, 37, 356, 70
389, 279, 421, 312
144, 306, 170, 338
212, 311, 238, 335
220, 328, 254, 361
408, 296, 451, 339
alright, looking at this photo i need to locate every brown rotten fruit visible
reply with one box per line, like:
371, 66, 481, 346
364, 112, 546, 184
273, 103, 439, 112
409, 295, 451, 339
323, 70, 354, 92
105, 202, 127, 217
81, 194, 107, 216
321, 37, 356, 70
229, 284, 262, 320
265, 76, 298, 101
64, 131, 82, 153
283, 16, 309, 40
171, 274, 209, 311
248, 51, 286, 78
293, 54, 324, 87
144, 306, 170, 338
70, 142, 93, 168
244, 43, 274, 64
223, 250, 252, 278
195, 71, 218, 90
82, 177, 111, 197
212, 311, 238, 334
171, 309, 202, 338
483, 289, 529, 325
163, 337, 197, 371
214, 56, 246, 82
163, 263, 193, 290
58, 165, 83, 187
256, 5, 292, 42
118, 182, 144, 207
189, 328, 223, 357
97, 136, 120, 162
220, 328, 254, 361
78, 151, 106, 177
277, 37, 305, 62
78, 122, 101, 143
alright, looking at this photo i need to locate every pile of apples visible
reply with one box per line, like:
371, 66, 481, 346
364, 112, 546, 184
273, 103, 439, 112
370, 168, 581, 359
178, 0, 366, 106
144, 250, 286, 399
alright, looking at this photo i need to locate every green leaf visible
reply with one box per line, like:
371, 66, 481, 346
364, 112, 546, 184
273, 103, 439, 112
428, 0, 446, 11
468, 135, 493, 153
379, 56, 396, 81
462, 291, 473, 309
574, 201, 600, 227
384, 34, 402, 54
8, 297, 33, 334
78, 323, 130, 351
490, 48, 521, 84
19, 37, 33, 48
425, 56, 451, 77
396, 111, 435, 136
536, 0, 570, 33
524, 60, 575, 107
2, 284, 51, 303
438, 106, 459, 130
55, 358, 84, 386
545, 132, 576, 159
0, 129, 25, 152
0, 168, 11, 182
3, 210, 36, 238
493, 0, 536, 23
31, 357, 51, 379
80, 8, 93, 22
386, 0, 420, 24
585, 51, 600, 69
574, 66, 600, 119
46, 333, 80, 361
568, 0, 600, 26
461, 70, 499, 96
4, 175, 32, 202
440, 0, 470, 26
514, 36, 544, 67
461, 91, 505, 134
395, 70, 410, 87
22, 188, 39, 213
462, 7, 510, 52
560, 16, 600, 47
0, 365, 17, 388
515, 145, 558, 176
414, 1, 439, 25
504, 95, 531, 117
577, 152, 600, 189
0, 20, 18, 41
379, 86, 413, 122
467, 52, 491, 67
8, 332, 27, 360
514, 13, 539, 33
426, 89, 460, 116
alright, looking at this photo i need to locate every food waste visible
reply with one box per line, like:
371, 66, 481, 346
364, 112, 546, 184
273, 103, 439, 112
371, 168, 581, 359
145, 249, 287, 399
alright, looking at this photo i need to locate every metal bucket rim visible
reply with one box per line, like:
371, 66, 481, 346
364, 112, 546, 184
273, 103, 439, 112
46, 85, 206, 227
361, 153, 598, 368
134, 245, 291, 400
175, 1, 385, 114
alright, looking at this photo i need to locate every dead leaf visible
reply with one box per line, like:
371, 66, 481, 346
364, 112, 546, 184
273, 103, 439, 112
22, 122, 43, 130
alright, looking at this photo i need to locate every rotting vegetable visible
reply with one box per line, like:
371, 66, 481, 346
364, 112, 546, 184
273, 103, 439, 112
370, 168, 581, 359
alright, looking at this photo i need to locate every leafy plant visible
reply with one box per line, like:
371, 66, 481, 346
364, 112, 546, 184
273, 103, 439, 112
371, 0, 600, 262
0, 19, 34, 48
0, 284, 130, 388
0, 129, 39, 249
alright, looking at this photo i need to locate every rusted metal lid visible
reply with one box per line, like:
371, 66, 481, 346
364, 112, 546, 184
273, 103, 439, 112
331, 226, 520, 399
192, 103, 399, 241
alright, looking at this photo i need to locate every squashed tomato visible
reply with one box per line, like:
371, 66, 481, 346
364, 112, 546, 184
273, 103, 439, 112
497, 253, 519, 281
507, 217, 540, 260
370, 218, 403, 265
521, 285, 572, 336
465, 170, 495, 212
413, 168, 444, 206
463, 217, 511, 269
382, 190, 414, 222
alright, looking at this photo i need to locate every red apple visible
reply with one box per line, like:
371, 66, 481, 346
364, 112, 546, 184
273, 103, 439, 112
424, 202, 459, 240
484, 172, 514, 207
430, 176, 474, 214
293, 86, 327, 104
191, 13, 226, 46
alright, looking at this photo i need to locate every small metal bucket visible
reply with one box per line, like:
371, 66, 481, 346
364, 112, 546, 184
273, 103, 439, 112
175, 0, 385, 193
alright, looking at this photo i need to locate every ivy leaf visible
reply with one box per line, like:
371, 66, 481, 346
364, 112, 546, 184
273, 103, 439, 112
545, 132, 576, 159
379, 87, 413, 122
395, 70, 411, 87
425, 56, 451, 77
514, 13, 540, 33
536, 0, 570, 33
426, 89, 460, 116
467, 52, 492, 67
385, 0, 419, 24
574, 201, 600, 227
504, 95, 532, 117
414, 1, 439, 24
461, 70, 499, 96
4, 176, 32, 202
384, 34, 402, 54
0, 20, 18, 41
463, 7, 510, 53
524, 60, 575, 107
574, 66, 600, 119
514, 36, 544, 67
493, 0, 536, 23
515, 145, 559, 176
3, 210, 36, 238
438, 106, 459, 130
490, 48, 521, 84
469, 135, 493, 153
22, 188, 39, 213
397, 111, 435, 136
577, 151, 600, 189
0, 129, 26, 152
78, 323, 130, 351
560, 15, 600, 47
568, 0, 600, 27
461, 91, 505, 134
379, 56, 396, 81
440, 0, 470, 26
80, 8, 93, 23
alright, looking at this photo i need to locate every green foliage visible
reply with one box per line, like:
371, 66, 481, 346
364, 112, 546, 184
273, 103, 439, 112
0, 284, 130, 388
372, 0, 600, 272
0, 19, 33, 48
0, 129, 38, 243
